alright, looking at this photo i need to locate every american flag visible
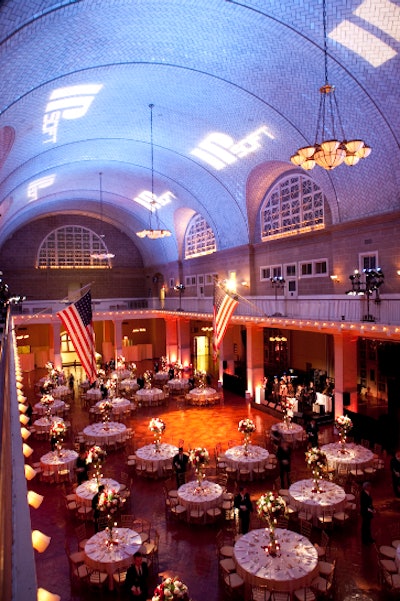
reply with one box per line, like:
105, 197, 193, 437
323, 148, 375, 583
213, 282, 239, 360
57, 290, 97, 383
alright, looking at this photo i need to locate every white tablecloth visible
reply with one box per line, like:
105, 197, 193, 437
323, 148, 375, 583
224, 445, 270, 477
315, 392, 332, 413
52, 385, 71, 399
75, 477, 121, 506
177, 480, 223, 511
187, 387, 220, 405
271, 422, 304, 442
34, 399, 65, 416
33, 416, 66, 434
136, 443, 178, 477
153, 372, 170, 383
288, 478, 346, 519
119, 378, 139, 391
85, 528, 142, 589
86, 388, 102, 401
167, 378, 189, 391
83, 422, 127, 445
111, 369, 131, 380
234, 528, 319, 591
95, 397, 131, 416
135, 388, 165, 405
40, 449, 78, 474
321, 442, 374, 471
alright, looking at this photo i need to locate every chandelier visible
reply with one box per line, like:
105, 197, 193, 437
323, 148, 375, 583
90, 172, 115, 260
136, 104, 172, 240
290, 0, 371, 171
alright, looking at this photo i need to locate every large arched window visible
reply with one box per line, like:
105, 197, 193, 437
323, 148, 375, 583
261, 175, 325, 240
184, 214, 216, 259
37, 225, 114, 268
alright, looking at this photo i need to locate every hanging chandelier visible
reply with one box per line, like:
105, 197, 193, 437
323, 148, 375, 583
136, 104, 172, 240
90, 171, 115, 260
290, 0, 371, 171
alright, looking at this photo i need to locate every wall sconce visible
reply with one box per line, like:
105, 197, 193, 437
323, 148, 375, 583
240, 280, 249, 288
27, 490, 44, 509
21, 426, 31, 440
23, 443, 34, 458
397, 270, 400, 276
19, 402, 28, 413
32, 530, 51, 553
330, 275, 340, 282
37, 588, 61, 601
19, 413, 30, 425
25, 464, 37, 481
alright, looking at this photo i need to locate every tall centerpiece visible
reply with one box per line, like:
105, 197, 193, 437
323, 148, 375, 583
256, 491, 286, 557
86, 445, 107, 485
189, 447, 209, 488
238, 418, 256, 455
305, 447, 327, 493
98, 399, 113, 426
152, 577, 190, 601
49, 419, 67, 456
149, 417, 166, 452
143, 370, 153, 389
335, 415, 353, 452
97, 489, 124, 543
40, 394, 55, 420
174, 362, 183, 379
282, 398, 295, 428
194, 370, 207, 389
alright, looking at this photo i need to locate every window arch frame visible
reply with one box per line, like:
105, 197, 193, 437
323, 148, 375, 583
184, 213, 217, 259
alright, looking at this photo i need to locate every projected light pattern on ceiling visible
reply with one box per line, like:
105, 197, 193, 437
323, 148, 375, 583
329, 0, 398, 67
42, 84, 103, 144
27, 175, 56, 200
190, 126, 275, 170
133, 190, 175, 211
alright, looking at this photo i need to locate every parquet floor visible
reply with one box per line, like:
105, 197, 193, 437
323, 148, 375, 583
24, 366, 399, 601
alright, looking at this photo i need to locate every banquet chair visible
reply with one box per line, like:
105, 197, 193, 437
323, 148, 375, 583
76, 504, 93, 522
316, 509, 334, 531
206, 505, 222, 524
349, 465, 365, 482
251, 585, 271, 601
314, 531, 330, 560
64, 538, 85, 567
75, 523, 89, 550
221, 563, 245, 600
64, 495, 78, 517
144, 461, 159, 479
270, 592, 291, 601
169, 497, 187, 521
97, 515, 110, 532
380, 567, 400, 594
253, 461, 266, 480
332, 509, 350, 528
141, 528, 159, 573
88, 568, 108, 593
318, 558, 336, 579
112, 567, 128, 595
293, 587, 316, 601
120, 514, 135, 528
162, 461, 174, 479
67, 553, 90, 592
216, 529, 235, 559
299, 519, 313, 540
188, 506, 205, 524
40, 468, 56, 484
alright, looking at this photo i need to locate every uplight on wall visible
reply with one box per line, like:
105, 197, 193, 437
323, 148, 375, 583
37, 588, 61, 601
330, 275, 340, 282
27, 490, 44, 509
21, 426, 31, 440
32, 530, 51, 553
25, 465, 37, 481
23, 443, 34, 458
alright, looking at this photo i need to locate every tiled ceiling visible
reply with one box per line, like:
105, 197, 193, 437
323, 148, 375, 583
0, 0, 399, 264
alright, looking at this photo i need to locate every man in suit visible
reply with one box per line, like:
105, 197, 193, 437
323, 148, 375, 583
125, 551, 149, 601
305, 418, 320, 448
360, 481, 375, 545
277, 440, 292, 488
234, 486, 253, 534
173, 446, 189, 487
91, 484, 105, 532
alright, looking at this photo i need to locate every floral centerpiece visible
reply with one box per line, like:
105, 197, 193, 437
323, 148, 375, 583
49, 419, 67, 455
98, 489, 124, 543
98, 399, 113, 424
40, 393, 55, 419
189, 447, 209, 488
128, 362, 137, 376
105, 377, 117, 399
143, 370, 153, 389
335, 415, 353, 452
256, 491, 286, 557
152, 577, 189, 601
174, 362, 183, 378
238, 418, 256, 455
282, 398, 296, 428
116, 355, 126, 369
160, 356, 168, 372
194, 370, 207, 389
86, 445, 107, 484
149, 417, 166, 452
305, 447, 327, 492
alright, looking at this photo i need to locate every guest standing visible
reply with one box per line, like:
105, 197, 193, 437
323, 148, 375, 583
125, 551, 149, 601
234, 486, 253, 534
91, 484, 105, 532
390, 451, 400, 498
360, 481, 375, 545
277, 440, 292, 488
305, 418, 320, 448
173, 446, 189, 487
75, 449, 89, 485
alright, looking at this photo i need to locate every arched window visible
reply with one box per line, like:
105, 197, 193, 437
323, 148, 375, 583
261, 175, 325, 240
184, 214, 216, 259
36, 225, 113, 268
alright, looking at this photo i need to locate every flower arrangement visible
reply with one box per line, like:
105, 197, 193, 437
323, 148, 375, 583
174, 362, 183, 378
149, 417, 166, 434
335, 414, 353, 451
256, 491, 286, 557
282, 397, 295, 428
305, 447, 327, 492
189, 447, 209, 487
152, 577, 189, 601
86, 445, 107, 465
194, 369, 207, 388
116, 355, 126, 369
143, 370, 153, 388
98, 489, 123, 513
40, 394, 55, 407
238, 418, 256, 434
160, 356, 168, 372
128, 362, 137, 375
49, 419, 67, 439
98, 399, 113, 421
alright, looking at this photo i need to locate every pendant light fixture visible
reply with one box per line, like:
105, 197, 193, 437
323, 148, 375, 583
90, 172, 115, 260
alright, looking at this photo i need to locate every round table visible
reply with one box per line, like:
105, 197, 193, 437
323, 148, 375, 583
34, 399, 65, 416
119, 378, 139, 392
177, 480, 223, 512
40, 449, 78, 477
187, 387, 220, 406
288, 478, 346, 520
136, 442, 178, 477
224, 445, 270, 479
84, 528, 142, 589
321, 442, 374, 471
271, 422, 304, 443
33, 415, 66, 435
95, 397, 131, 417
135, 388, 165, 406
167, 378, 189, 392
153, 372, 170, 383
111, 369, 131, 380
82, 422, 127, 445
86, 388, 103, 403
75, 477, 121, 506
52, 385, 71, 399
234, 528, 319, 592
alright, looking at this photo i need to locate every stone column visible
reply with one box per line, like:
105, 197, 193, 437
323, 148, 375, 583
246, 324, 264, 399
333, 332, 358, 416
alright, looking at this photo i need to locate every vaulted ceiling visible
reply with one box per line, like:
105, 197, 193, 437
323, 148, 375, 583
0, 0, 399, 266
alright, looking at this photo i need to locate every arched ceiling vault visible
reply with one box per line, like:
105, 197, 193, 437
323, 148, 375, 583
0, 0, 399, 265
